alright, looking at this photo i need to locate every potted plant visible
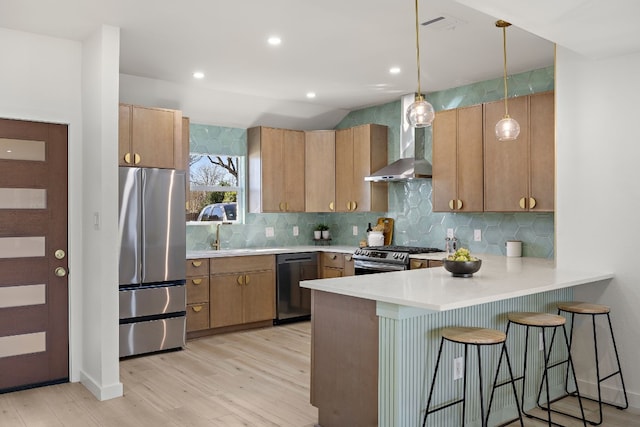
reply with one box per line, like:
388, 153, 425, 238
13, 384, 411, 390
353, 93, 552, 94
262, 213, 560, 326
315, 223, 329, 240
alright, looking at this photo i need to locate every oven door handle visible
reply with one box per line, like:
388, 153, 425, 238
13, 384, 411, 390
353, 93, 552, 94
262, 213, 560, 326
354, 260, 407, 272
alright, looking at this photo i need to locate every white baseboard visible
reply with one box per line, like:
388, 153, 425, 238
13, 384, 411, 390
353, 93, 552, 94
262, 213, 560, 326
576, 378, 639, 409
79, 370, 123, 401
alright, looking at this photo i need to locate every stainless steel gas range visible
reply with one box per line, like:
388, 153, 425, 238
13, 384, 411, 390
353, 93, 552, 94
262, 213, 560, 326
352, 245, 445, 274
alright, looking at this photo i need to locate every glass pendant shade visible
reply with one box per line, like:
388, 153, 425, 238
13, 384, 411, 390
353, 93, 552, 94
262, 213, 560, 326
406, 96, 435, 128
495, 115, 520, 141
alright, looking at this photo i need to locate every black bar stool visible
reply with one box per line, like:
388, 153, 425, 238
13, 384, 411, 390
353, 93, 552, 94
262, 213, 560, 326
557, 302, 629, 425
502, 312, 587, 426
423, 327, 523, 427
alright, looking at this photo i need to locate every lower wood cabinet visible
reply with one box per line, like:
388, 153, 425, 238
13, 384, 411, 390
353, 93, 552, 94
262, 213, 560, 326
209, 255, 276, 329
186, 259, 210, 332
410, 259, 444, 269
320, 252, 354, 278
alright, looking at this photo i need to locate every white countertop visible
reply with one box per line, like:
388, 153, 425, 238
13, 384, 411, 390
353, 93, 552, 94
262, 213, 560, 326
301, 254, 614, 312
187, 245, 358, 259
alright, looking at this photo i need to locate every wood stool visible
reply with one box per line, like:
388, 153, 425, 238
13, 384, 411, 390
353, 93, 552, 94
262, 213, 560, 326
502, 312, 587, 426
423, 327, 523, 427
557, 302, 629, 425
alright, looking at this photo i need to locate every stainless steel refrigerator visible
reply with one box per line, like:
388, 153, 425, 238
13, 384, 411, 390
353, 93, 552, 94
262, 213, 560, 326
118, 167, 186, 358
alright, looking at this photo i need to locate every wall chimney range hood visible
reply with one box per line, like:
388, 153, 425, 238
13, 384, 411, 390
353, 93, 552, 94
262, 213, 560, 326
364, 94, 433, 182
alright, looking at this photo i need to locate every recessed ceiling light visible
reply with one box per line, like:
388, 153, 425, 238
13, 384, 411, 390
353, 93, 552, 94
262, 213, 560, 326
268, 36, 282, 46
306, 92, 316, 99
193, 71, 205, 79
389, 67, 401, 74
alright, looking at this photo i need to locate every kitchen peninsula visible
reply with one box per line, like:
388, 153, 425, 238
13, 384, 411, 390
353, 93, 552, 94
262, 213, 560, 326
301, 254, 614, 427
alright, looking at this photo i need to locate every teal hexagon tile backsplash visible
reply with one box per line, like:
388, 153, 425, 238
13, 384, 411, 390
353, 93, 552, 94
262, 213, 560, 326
186, 66, 555, 258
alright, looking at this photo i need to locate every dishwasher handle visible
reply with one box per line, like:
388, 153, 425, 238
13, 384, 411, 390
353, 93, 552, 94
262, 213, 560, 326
276, 252, 318, 264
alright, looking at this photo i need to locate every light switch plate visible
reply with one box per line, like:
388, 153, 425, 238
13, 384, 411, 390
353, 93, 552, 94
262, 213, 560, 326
265, 227, 275, 237
447, 228, 454, 239
293, 226, 299, 236
474, 229, 482, 242
353, 225, 358, 236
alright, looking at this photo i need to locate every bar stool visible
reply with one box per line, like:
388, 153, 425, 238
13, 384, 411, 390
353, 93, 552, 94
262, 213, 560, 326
503, 312, 587, 427
423, 327, 523, 427
556, 302, 629, 425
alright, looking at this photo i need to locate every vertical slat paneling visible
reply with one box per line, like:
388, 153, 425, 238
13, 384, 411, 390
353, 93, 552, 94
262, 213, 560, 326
379, 288, 573, 427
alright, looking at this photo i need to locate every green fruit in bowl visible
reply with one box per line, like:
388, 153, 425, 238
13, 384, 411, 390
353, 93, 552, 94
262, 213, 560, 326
446, 248, 478, 262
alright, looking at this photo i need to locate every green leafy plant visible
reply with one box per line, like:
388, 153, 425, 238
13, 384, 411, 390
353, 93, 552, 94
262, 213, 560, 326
315, 223, 329, 231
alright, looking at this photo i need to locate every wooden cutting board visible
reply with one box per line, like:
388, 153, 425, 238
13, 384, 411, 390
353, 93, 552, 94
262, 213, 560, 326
376, 217, 394, 246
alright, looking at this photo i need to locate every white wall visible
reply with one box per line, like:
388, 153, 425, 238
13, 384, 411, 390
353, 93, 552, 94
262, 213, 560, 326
79, 25, 122, 400
0, 26, 122, 401
556, 47, 640, 407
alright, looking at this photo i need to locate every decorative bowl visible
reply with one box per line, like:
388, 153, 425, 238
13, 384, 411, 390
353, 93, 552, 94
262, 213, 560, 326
443, 259, 482, 278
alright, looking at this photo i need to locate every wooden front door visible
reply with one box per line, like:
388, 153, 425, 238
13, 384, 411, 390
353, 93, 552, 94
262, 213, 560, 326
0, 118, 69, 392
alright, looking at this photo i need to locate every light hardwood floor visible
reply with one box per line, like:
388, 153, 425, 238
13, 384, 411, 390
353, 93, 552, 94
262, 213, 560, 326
1, 321, 638, 426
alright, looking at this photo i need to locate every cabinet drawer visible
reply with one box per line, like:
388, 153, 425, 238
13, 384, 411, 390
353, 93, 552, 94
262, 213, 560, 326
322, 252, 345, 269
410, 259, 444, 269
186, 303, 209, 332
186, 276, 209, 304
187, 258, 209, 277
410, 259, 429, 270
210, 255, 275, 274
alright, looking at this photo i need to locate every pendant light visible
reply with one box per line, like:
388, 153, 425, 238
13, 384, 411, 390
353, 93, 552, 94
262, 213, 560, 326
495, 20, 520, 141
406, 0, 435, 128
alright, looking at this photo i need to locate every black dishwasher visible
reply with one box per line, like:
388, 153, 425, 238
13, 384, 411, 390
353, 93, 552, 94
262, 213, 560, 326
275, 252, 318, 324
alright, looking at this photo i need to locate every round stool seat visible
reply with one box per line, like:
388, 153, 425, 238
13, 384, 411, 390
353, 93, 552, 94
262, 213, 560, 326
558, 301, 610, 314
441, 327, 506, 345
508, 312, 565, 327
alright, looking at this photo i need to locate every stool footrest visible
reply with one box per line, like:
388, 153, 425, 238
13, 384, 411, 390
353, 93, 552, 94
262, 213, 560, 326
538, 394, 595, 426
426, 398, 465, 415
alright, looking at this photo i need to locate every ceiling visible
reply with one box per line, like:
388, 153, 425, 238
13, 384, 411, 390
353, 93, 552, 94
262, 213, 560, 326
0, 0, 638, 129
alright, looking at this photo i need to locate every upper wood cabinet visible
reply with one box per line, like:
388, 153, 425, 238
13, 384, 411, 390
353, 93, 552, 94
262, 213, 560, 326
484, 92, 554, 212
335, 124, 388, 213
118, 104, 183, 169
248, 126, 305, 213
305, 130, 336, 212
432, 104, 484, 212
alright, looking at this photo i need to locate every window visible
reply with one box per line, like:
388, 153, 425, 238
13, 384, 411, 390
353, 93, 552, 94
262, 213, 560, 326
187, 154, 244, 223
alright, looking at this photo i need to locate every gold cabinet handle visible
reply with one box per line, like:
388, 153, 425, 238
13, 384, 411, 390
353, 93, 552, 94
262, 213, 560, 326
519, 197, 527, 209
54, 267, 67, 277
237, 275, 244, 286
192, 278, 202, 285
124, 152, 132, 164
345, 255, 352, 262
330, 254, 337, 260
285, 202, 289, 211
449, 200, 454, 210
191, 305, 203, 313
352, 201, 358, 211
245, 274, 251, 285
329, 201, 334, 211
457, 200, 463, 210
192, 260, 202, 267
133, 153, 141, 165
346, 201, 351, 211
529, 197, 536, 209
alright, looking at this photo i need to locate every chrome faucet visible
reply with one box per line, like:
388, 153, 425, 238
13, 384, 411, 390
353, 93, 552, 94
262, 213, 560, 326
211, 223, 222, 250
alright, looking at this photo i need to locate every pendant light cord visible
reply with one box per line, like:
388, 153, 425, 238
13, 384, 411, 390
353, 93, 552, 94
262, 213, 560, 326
502, 25, 509, 117
414, 0, 422, 101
